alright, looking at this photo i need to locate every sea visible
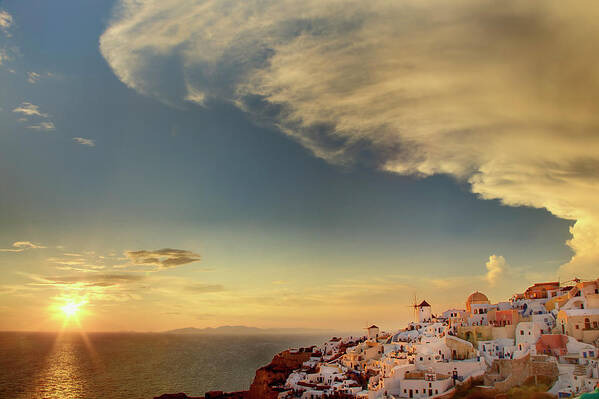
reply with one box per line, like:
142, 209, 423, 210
0, 332, 329, 399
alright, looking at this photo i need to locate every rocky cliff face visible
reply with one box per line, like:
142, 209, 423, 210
246, 348, 314, 399
154, 347, 314, 399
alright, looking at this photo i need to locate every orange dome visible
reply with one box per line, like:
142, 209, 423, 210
466, 291, 489, 312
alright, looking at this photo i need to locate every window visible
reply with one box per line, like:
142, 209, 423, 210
520, 330, 524, 335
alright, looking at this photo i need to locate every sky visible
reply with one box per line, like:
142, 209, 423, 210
0, 0, 597, 332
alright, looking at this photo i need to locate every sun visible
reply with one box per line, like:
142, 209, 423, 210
60, 299, 86, 318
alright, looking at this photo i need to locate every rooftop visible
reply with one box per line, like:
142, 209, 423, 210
562, 309, 599, 316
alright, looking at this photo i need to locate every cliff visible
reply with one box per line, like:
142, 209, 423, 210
247, 347, 314, 399
154, 346, 314, 399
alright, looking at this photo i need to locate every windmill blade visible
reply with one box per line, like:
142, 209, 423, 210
412, 293, 418, 321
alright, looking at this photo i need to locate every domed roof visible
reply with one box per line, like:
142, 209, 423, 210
467, 291, 489, 304
466, 291, 490, 311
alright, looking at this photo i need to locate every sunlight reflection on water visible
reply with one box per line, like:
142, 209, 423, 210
0, 332, 326, 399
33, 337, 87, 398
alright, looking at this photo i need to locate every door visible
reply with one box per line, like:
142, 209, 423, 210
409, 389, 413, 398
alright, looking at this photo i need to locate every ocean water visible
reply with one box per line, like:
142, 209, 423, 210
0, 332, 327, 399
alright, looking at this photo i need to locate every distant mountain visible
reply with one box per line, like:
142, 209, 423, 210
164, 325, 346, 335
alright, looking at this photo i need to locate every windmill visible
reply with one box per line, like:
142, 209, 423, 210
407, 293, 420, 322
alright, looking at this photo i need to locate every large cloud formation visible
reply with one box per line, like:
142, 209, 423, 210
100, 0, 599, 278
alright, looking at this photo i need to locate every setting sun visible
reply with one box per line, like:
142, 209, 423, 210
60, 300, 86, 319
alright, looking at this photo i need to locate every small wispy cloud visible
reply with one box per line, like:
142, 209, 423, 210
0, 48, 11, 65
29, 273, 145, 288
27, 121, 55, 131
27, 72, 40, 84
13, 102, 49, 118
0, 10, 13, 36
46, 253, 108, 273
185, 283, 225, 293
46, 257, 86, 266
13, 102, 55, 131
124, 248, 201, 271
0, 241, 46, 253
55, 265, 106, 273
73, 137, 95, 147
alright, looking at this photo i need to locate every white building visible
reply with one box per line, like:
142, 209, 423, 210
418, 301, 432, 323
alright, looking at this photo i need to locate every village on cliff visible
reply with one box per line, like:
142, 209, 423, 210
271, 278, 599, 399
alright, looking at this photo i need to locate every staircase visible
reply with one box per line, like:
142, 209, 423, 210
573, 364, 588, 376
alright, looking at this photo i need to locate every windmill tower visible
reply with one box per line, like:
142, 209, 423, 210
417, 300, 432, 323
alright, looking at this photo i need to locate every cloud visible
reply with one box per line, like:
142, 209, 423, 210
13, 102, 49, 118
0, 48, 10, 65
0, 241, 46, 253
55, 265, 105, 272
0, 10, 13, 36
27, 122, 55, 131
30, 273, 145, 288
101, 0, 599, 279
27, 72, 40, 84
73, 137, 96, 147
485, 255, 507, 287
124, 248, 201, 270
14, 241, 45, 249
185, 283, 225, 293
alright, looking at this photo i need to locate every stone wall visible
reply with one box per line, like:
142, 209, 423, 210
484, 354, 531, 391
446, 335, 477, 359
491, 325, 516, 340
531, 355, 559, 380
457, 326, 493, 346
484, 354, 558, 392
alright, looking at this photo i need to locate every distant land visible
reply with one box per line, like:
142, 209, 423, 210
164, 325, 353, 335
